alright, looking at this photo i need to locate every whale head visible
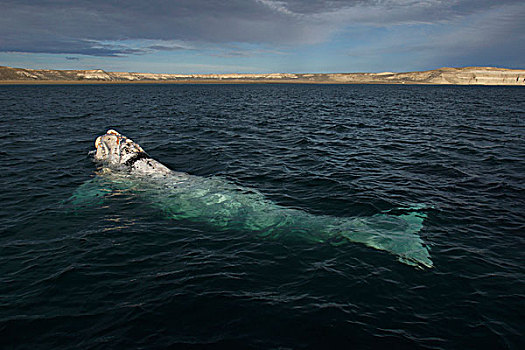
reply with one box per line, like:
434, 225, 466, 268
94, 130, 172, 175
94, 129, 146, 166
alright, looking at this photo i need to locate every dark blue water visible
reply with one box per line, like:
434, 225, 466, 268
1, 84, 523, 349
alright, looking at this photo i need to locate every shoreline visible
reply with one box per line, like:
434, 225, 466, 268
0, 79, 432, 85
1, 66, 524, 86
1, 79, 523, 86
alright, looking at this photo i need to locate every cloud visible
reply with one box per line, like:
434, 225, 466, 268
209, 46, 287, 58
146, 45, 186, 52
0, 0, 523, 65
0, 37, 147, 57
344, 2, 525, 69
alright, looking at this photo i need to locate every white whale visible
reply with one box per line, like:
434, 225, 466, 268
71, 129, 433, 268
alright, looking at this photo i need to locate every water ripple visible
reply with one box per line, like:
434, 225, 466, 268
0, 84, 523, 349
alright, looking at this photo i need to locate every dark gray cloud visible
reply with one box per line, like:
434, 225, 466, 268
0, 0, 523, 59
0, 0, 288, 55
146, 45, 188, 52
0, 37, 147, 57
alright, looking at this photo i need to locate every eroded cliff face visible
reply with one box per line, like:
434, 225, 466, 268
1, 66, 524, 85
325, 67, 525, 85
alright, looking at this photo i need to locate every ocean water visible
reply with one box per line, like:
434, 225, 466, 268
0, 84, 523, 349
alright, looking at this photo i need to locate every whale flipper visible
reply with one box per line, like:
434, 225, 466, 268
68, 177, 110, 208
66, 170, 134, 208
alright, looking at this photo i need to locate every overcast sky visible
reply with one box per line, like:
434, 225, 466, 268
0, 0, 523, 73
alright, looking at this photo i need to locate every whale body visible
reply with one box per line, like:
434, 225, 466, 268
71, 130, 433, 268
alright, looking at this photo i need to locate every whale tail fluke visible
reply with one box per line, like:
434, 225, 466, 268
328, 206, 433, 268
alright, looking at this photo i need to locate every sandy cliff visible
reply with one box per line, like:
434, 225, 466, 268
0, 66, 523, 85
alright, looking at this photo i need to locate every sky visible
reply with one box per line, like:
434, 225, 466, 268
0, 0, 524, 73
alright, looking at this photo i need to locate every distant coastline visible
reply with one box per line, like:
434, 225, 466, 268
1, 66, 524, 85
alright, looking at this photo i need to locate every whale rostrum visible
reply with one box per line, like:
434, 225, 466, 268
72, 129, 433, 268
